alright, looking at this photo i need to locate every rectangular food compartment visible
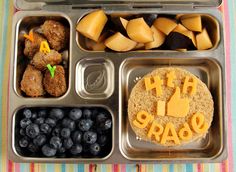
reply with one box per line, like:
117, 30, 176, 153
14, 15, 71, 98
76, 57, 114, 99
12, 106, 114, 162
76, 12, 220, 52
119, 57, 224, 161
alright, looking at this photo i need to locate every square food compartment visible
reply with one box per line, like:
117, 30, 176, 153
11, 106, 114, 162
14, 15, 71, 98
119, 57, 225, 161
76, 57, 114, 99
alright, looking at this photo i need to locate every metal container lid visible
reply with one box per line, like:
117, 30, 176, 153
15, 0, 222, 10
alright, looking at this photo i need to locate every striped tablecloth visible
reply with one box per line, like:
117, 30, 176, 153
0, 0, 235, 171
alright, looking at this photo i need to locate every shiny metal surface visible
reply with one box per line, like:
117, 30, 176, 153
8, 8, 227, 163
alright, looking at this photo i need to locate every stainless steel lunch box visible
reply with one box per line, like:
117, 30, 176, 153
8, 0, 227, 163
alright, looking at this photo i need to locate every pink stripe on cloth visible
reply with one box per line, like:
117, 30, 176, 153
113, 164, 119, 172
222, 0, 234, 171
221, 161, 228, 172
121, 164, 126, 172
8, 160, 13, 172
14, 163, 20, 172
197, 163, 202, 172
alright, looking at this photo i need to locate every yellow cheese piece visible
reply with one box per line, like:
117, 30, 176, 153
181, 15, 202, 32
167, 87, 190, 118
166, 71, 176, 88
147, 120, 164, 142
182, 76, 197, 95
160, 122, 180, 145
178, 123, 193, 141
133, 111, 154, 129
40, 41, 50, 54
196, 28, 213, 50
191, 112, 208, 134
24, 30, 34, 42
144, 76, 163, 96
157, 100, 166, 116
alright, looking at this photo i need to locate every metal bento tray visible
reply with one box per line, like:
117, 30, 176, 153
8, 8, 227, 163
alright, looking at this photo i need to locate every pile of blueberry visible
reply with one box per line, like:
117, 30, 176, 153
16, 107, 112, 158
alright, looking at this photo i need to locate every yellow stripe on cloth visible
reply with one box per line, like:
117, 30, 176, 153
1, 1, 14, 172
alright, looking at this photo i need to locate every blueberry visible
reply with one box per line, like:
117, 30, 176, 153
78, 119, 93, 131
40, 123, 51, 134
50, 136, 62, 149
42, 144, 57, 157
72, 131, 82, 143
69, 108, 82, 120
49, 108, 64, 120
70, 144, 82, 155
83, 131, 97, 144
20, 128, 25, 136
19, 137, 29, 148
90, 143, 101, 155
23, 108, 32, 118
98, 135, 108, 146
63, 138, 73, 149
99, 119, 112, 130
92, 108, 99, 119
45, 118, 56, 127
28, 142, 39, 153
58, 147, 66, 154
31, 112, 37, 120
20, 118, 32, 128
52, 127, 61, 137
96, 113, 107, 123
38, 109, 47, 118
61, 128, 71, 138
62, 118, 75, 131
26, 124, 40, 138
34, 117, 45, 125
33, 135, 46, 147
83, 109, 92, 119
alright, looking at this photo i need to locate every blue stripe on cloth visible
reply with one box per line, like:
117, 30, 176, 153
228, 0, 236, 168
185, 164, 193, 172
77, 164, 84, 172
46, 164, 54, 172
153, 164, 162, 172
62, 164, 66, 172
169, 164, 174, 172
125, 164, 132, 172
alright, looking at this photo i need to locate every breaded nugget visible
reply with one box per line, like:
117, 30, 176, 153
21, 65, 44, 97
41, 20, 69, 51
31, 50, 62, 71
43, 65, 67, 97
24, 31, 46, 59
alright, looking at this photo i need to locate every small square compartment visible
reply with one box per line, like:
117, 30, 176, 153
76, 57, 114, 99
119, 57, 225, 161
